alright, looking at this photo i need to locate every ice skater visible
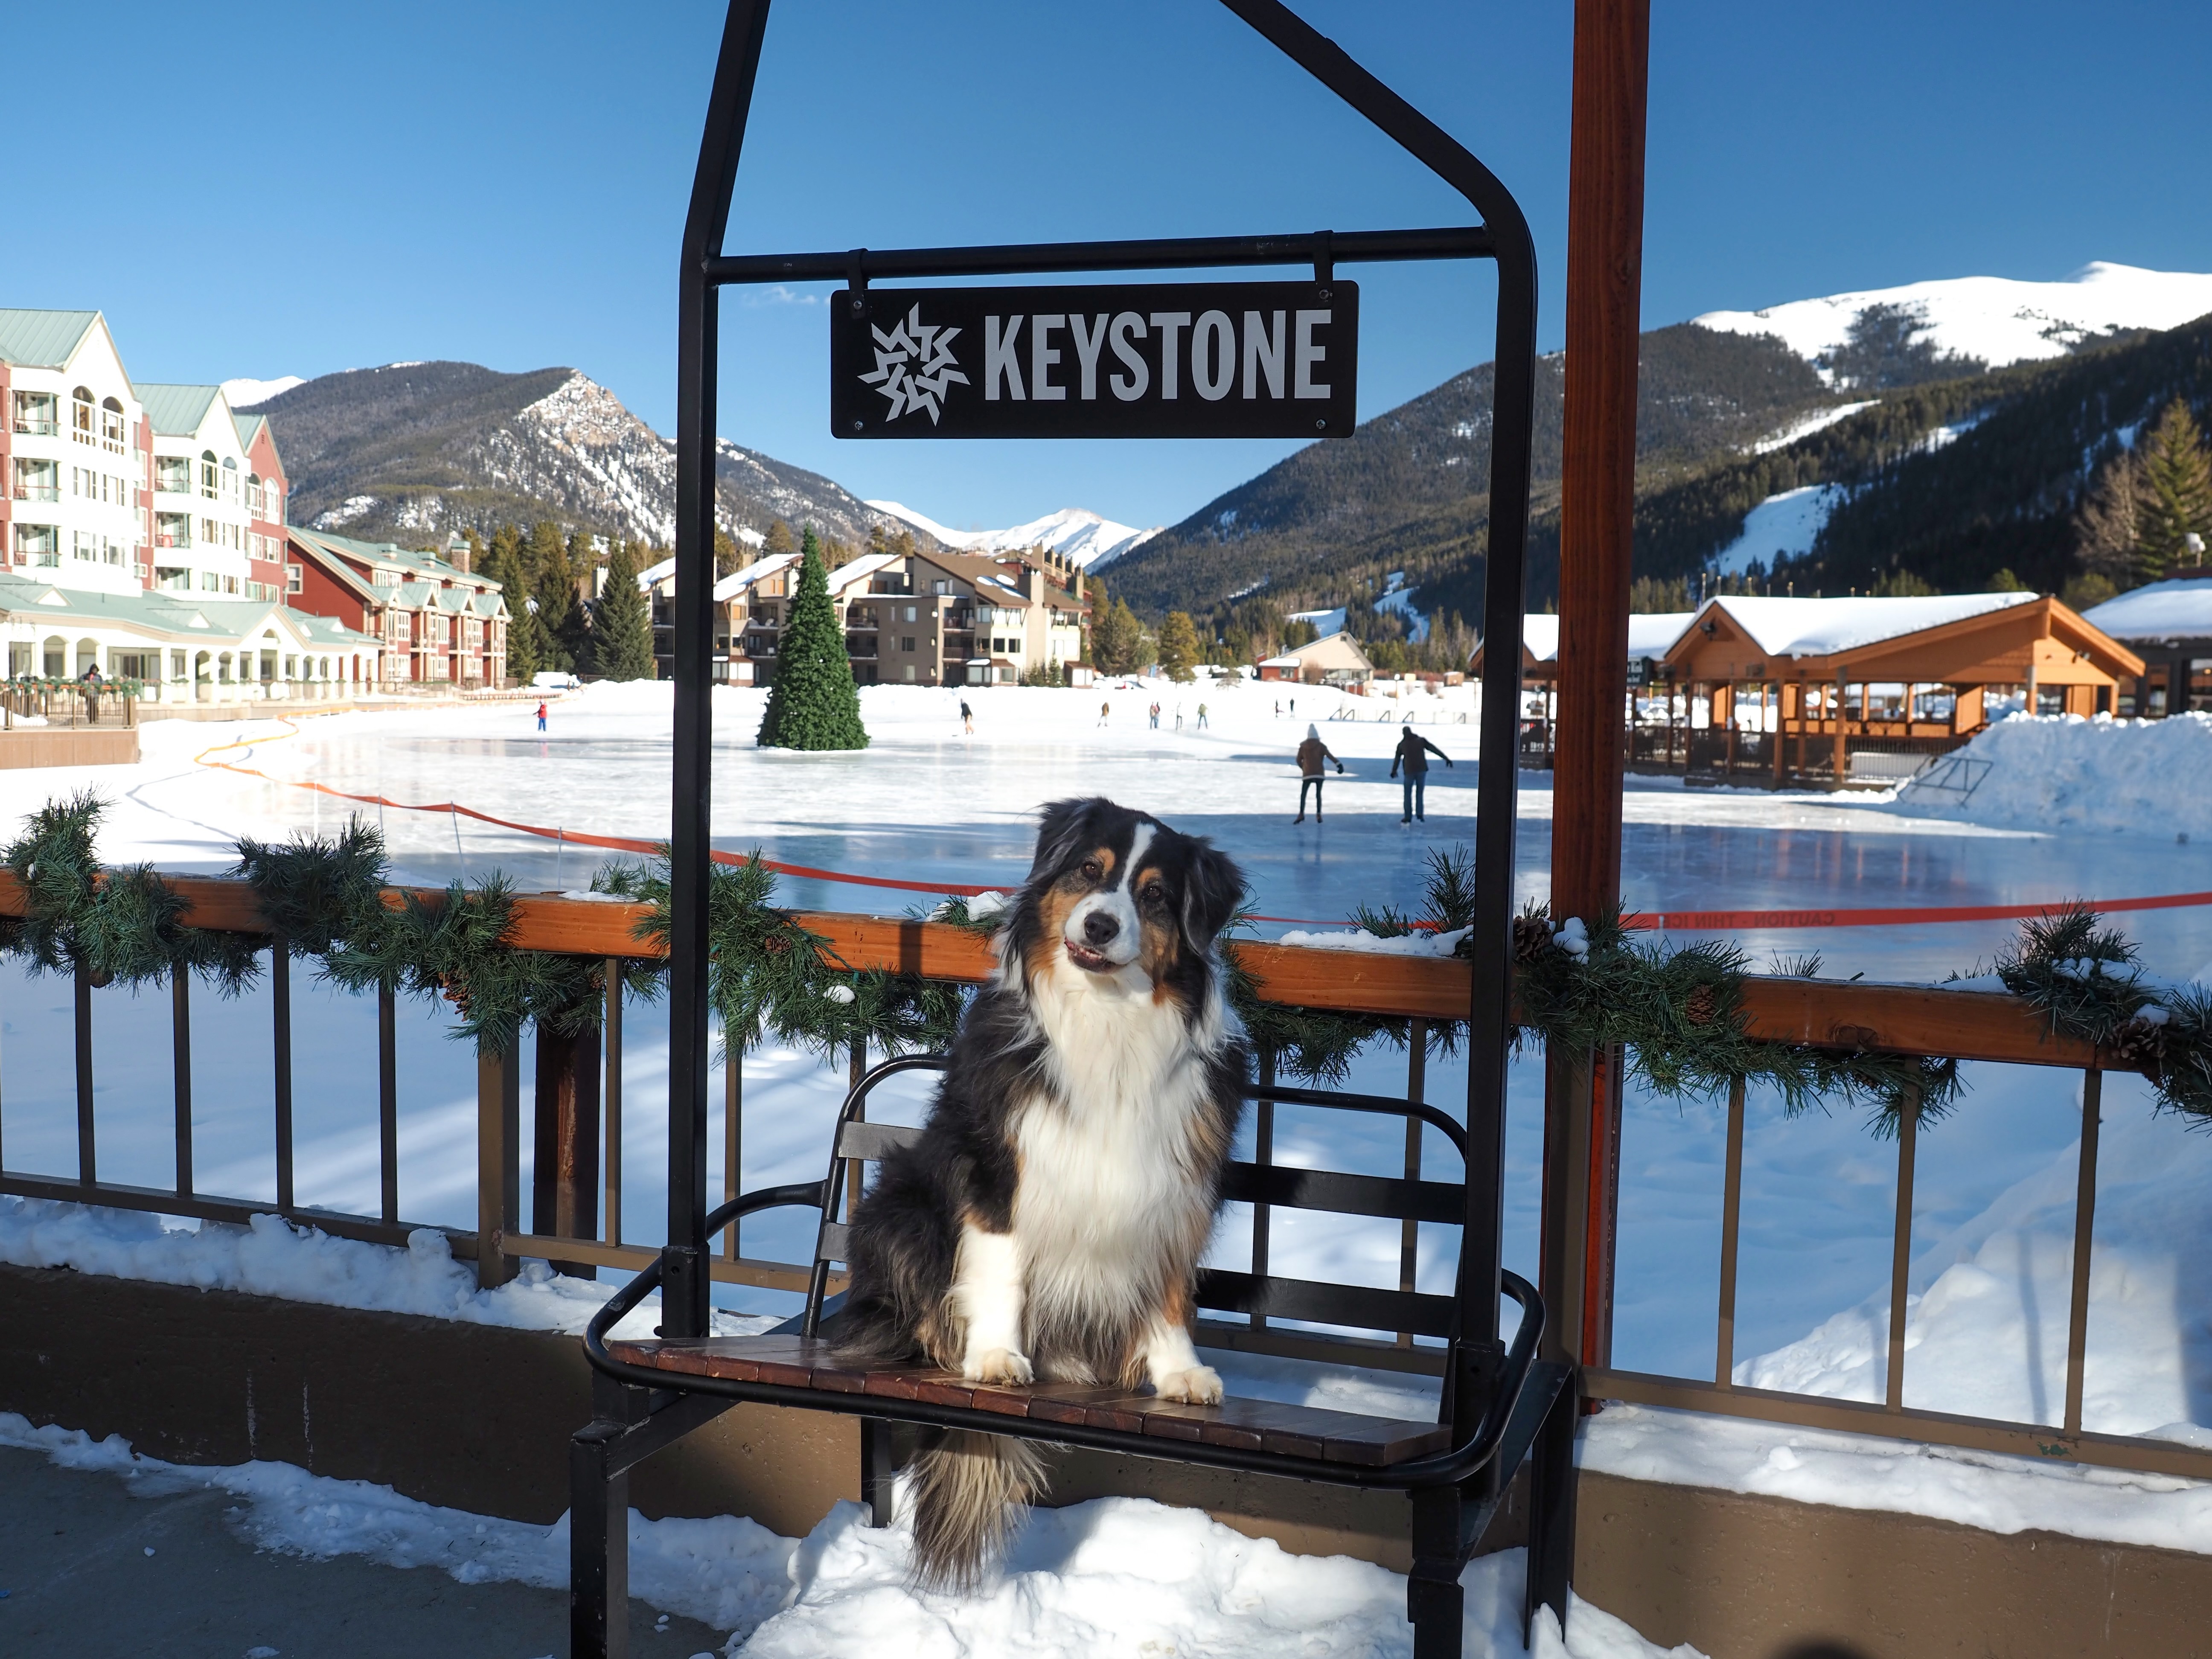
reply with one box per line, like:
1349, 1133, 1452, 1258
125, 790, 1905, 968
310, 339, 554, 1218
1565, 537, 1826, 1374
536, 701, 547, 733
1293, 724, 1343, 824
1097, 699, 1111, 727
960, 699, 974, 734
1389, 727, 1453, 823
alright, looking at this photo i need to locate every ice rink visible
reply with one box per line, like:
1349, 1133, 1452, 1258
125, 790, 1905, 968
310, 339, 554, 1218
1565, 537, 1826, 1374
5, 678, 2211, 1438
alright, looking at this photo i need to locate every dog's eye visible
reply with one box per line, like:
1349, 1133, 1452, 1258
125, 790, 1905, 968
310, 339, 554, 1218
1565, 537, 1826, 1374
1079, 858, 1103, 883
1140, 884, 1170, 910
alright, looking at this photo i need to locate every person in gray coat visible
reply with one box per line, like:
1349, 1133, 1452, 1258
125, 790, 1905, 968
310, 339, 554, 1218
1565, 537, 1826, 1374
1389, 728, 1453, 822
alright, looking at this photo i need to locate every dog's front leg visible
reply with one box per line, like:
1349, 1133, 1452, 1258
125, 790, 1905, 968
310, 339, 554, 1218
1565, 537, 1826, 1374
951, 1222, 1032, 1385
1140, 1298, 1222, 1404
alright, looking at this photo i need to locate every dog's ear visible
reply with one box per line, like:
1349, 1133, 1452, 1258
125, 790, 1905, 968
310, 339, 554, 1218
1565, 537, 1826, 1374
1029, 797, 1104, 883
1179, 839, 1247, 955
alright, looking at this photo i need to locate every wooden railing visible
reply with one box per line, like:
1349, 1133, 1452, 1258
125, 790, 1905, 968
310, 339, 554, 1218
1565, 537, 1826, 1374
1, 876, 2197, 1482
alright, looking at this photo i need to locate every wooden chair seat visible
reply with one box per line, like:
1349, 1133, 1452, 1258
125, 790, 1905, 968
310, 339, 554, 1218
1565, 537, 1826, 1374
605, 1333, 1452, 1467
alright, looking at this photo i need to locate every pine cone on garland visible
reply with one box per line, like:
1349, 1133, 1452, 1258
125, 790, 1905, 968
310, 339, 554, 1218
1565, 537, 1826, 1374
2110, 1014, 2167, 1070
1685, 983, 1718, 1027
1513, 915, 1551, 966
761, 933, 790, 957
439, 976, 473, 1017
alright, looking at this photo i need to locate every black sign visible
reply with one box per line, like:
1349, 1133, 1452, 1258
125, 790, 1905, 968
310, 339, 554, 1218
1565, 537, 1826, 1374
830, 281, 1356, 439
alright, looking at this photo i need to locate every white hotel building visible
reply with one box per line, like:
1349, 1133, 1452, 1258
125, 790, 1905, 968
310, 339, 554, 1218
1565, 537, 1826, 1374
1, 308, 381, 694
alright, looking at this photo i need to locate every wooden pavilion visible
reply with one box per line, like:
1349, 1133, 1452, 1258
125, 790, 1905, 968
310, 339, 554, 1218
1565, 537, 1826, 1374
1656, 591, 2145, 785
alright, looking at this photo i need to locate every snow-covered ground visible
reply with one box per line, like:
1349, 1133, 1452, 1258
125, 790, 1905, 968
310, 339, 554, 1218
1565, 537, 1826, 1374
1709, 483, 1845, 576
0, 1411, 1697, 1657
6, 684, 2212, 1607
1694, 260, 2212, 373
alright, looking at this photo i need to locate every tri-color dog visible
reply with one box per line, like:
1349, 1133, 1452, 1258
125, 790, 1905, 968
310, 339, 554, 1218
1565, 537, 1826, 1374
838, 796, 1249, 1586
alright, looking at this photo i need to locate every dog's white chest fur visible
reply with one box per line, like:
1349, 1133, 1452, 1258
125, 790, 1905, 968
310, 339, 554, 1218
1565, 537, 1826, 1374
1006, 956, 1222, 1343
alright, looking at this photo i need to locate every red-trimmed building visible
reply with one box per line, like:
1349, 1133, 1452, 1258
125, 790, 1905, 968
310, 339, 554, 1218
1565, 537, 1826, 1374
286, 527, 509, 685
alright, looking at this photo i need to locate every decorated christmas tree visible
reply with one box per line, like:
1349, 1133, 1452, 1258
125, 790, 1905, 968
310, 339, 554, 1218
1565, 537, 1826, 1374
756, 530, 869, 751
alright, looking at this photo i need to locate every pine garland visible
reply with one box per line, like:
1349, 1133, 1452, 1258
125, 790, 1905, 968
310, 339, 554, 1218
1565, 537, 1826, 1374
9, 795, 2210, 1134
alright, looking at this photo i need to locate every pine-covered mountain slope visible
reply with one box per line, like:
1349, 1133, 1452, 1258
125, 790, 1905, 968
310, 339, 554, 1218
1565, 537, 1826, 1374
1100, 323, 1845, 618
261, 361, 921, 551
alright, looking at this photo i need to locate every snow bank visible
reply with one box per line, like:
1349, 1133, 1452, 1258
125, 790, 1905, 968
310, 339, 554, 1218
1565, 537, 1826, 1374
0, 1411, 1696, 1657
1893, 711, 2212, 834
1582, 1405, 2212, 1555
2082, 575, 2212, 643
1731, 1099, 2212, 1440
0, 1196, 775, 1340
1275, 925, 1470, 957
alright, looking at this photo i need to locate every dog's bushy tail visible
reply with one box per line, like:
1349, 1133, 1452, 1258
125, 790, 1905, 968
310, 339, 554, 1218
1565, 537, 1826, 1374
904, 1429, 1048, 1590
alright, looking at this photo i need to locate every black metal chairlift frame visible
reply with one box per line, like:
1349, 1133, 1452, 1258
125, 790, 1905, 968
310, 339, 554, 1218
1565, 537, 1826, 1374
577, 2, 1550, 1655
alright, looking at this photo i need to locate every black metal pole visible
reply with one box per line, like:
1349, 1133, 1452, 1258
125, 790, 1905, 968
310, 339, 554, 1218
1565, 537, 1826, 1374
1216, 0, 1536, 1426
666, 0, 774, 1342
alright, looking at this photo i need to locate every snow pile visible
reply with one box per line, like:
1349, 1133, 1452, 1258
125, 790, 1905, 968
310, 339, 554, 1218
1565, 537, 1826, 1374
1694, 262, 2212, 372
1582, 1405, 2212, 1554
1731, 1100, 2212, 1439
1893, 711, 2212, 833
1275, 926, 1471, 958
2082, 575, 2212, 643
0, 1196, 776, 1340
0, 1412, 1697, 1657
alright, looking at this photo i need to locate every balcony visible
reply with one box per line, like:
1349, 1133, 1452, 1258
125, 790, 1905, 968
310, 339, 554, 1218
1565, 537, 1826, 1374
12, 418, 58, 437
155, 534, 191, 550
12, 484, 59, 503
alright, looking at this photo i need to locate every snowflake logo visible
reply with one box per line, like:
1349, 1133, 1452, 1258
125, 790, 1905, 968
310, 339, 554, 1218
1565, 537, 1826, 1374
859, 303, 969, 425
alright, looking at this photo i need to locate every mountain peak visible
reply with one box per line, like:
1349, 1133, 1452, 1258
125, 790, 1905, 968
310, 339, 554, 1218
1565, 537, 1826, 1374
867, 500, 1160, 568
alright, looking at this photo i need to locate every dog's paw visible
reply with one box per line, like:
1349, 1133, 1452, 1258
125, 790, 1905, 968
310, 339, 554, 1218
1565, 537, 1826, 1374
1154, 1364, 1223, 1405
965, 1347, 1034, 1385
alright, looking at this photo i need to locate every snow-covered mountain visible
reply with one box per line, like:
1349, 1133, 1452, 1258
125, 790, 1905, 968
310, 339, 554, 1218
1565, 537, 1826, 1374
1695, 262, 2212, 378
867, 501, 1160, 568
254, 361, 919, 552
222, 374, 305, 408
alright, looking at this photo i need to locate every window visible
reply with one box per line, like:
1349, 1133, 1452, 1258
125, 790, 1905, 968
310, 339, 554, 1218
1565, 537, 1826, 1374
222, 456, 239, 499
901, 637, 916, 652
902, 605, 918, 623
201, 451, 219, 498
154, 566, 190, 591
73, 387, 95, 443
286, 563, 303, 594
156, 456, 191, 494
100, 396, 125, 452
13, 390, 58, 436
16, 524, 60, 566
73, 530, 99, 562
200, 571, 222, 592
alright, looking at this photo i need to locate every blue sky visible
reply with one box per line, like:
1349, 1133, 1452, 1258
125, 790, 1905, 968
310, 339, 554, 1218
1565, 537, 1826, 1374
15, 1, 2211, 532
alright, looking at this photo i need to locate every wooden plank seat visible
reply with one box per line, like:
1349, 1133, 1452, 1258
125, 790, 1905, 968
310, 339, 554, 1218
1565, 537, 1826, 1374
603, 1333, 1454, 1465
572, 1054, 1572, 1659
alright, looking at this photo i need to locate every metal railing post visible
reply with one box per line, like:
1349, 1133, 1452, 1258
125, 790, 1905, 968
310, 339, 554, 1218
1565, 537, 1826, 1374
2063, 1068, 2103, 1435
1250, 1045, 1276, 1329
75, 963, 95, 1185
172, 969, 193, 1198
604, 961, 623, 1249
1714, 1077, 1746, 1388
1884, 1083, 1921, 1411
272, 943, 294, 1211
724, 1032, 742, 1262
378, 980, 399, 1223
1398, 1019, 1426, 1346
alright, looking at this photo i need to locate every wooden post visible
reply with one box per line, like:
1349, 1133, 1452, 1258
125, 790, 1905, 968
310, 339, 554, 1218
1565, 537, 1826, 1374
532, 1025, 601, 1276
1540, 3, 1651, 1626
477, 1047, 520, 1288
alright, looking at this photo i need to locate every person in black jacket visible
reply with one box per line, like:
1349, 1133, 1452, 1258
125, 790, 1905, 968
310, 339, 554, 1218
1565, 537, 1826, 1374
1389, 727, 1453, 823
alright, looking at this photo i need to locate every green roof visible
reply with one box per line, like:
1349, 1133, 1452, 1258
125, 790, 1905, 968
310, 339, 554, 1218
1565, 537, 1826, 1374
0, 309, 101, 370
302, 527, 502, 591
0, 574, 378, 647
137, 384, 223, 438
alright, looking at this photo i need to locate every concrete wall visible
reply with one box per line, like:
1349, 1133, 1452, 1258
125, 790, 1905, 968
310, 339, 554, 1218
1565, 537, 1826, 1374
4, 1263, 2206, 1657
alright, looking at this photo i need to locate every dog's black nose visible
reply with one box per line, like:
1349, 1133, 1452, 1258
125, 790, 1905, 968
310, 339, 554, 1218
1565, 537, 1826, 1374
1083, 911, 1120, 946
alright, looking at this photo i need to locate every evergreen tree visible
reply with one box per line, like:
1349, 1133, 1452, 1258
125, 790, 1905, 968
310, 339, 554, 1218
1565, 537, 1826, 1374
2137, 400, 2212, 579
594, 542, 656, 681
480, 526, 542, 684
1157, 611, 1202, 682
756, 530, 868, 751
527, 521, 579, 671
1090, 597, 1146, 674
